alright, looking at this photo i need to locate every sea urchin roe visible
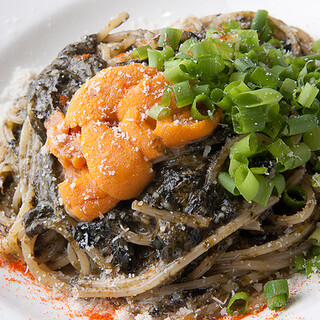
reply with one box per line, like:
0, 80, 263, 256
45, 111, 86, 169
64, 63, 157, 128
45, 63, 222, 221
81, 121, 154, 200
58, 169, 118, 221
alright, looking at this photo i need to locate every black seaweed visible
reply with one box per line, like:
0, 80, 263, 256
27, 35, 106, 142
23, 202, 55, 237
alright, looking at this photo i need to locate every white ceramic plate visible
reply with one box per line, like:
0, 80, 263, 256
1, 0, 320, 319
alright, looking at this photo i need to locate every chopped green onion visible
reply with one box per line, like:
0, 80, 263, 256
263, 114, 284, 139
230, 133, 259, 157
294, 255, 306, 271
158, 27, 182, 50
311, 173, 320, 188
259, 21, 275, 43
197, 54, 225, 79
248, 67, 279, 88
148, 104, 171, 120
226, 292, 249, 316
234, 57, 256, 72
283, 186, 307, 208
231, 106, 266, 133
253, 174, 274, 207
133, 45, 151, 61
217, 172, 240, 195
273, 143, 311, 172
212, 38, 235, 60
192, 84, 210, 97
229, 153, 249, 176
172, 81, 194, 108
250, 167, 268, 174
279, 78, 297, 100
272, 173, 286, 197
237, 29, 259, 52
268, 39, 284, 50
160, 86, 172, 107
163, 62, 196, 83
286, 114, 318, 136
251, 9, 269, 33
267, 48, 287, 67
266, 138, 291, 159
210, 88, 224, 103
161, 46, 175, 60
265, 103, 279, 121
312, 40, 320, 53
271, 65, 286, 77
190, 94, 214, 120
232, 88, 282, 108
309, 227, 320, 246
224, 80, 250, 100
147, 49, 163, 70
229, 72, 247, 82
234, 165, 260, 201
179, 38, 198, 56
206, 27, 223, 38
216, 95, 233, 111
297, 83, 319, 108
223, 20, 241, 32
306, 256, 320, 277
264, 279, 289, 310
191, 39, 219, 58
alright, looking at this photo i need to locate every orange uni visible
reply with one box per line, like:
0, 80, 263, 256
81, 121, 154, 200
45, 63, 222, 222
154, 108, 223, 147
65, 63, 157, 128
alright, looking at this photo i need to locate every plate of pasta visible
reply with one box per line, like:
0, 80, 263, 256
1, 1, 320, 320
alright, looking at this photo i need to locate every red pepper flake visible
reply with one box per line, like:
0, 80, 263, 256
59, 95, 69, 106
74, 53, 92, 60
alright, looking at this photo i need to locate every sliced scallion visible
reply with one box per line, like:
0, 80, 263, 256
229, 153, 249, 176
226, 292, 249, 316
272, 173, 286, 197
234, 165, 260, 201
217, 172, 240, 196
251, 9, 268, 33
286, 114, 318, 136
172, 81, 194, 108
253, 174, 274, 207
133, 45, 151, 61
264, 279, 289, 310
190, 94, 214, 120
248, 66, 279, 88
147, 49, 163, 70
230, 133, 259, 157
210, 88, 224, 103
158, 27, 182, 50
283, 185, 307, 208
197, 54, 225, 79
232, 88, 282, 108
297, 82, 319, 108
160, 86, 172, 107
232, 106, 266, 133
309, 227, 320, 246
148, 104, 171, 121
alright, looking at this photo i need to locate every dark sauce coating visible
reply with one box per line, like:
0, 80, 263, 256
27, 35, 106, 142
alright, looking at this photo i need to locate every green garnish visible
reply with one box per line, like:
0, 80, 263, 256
134, 9, 320, 206
226, 292, 249, 315
264, 279, 289, 310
